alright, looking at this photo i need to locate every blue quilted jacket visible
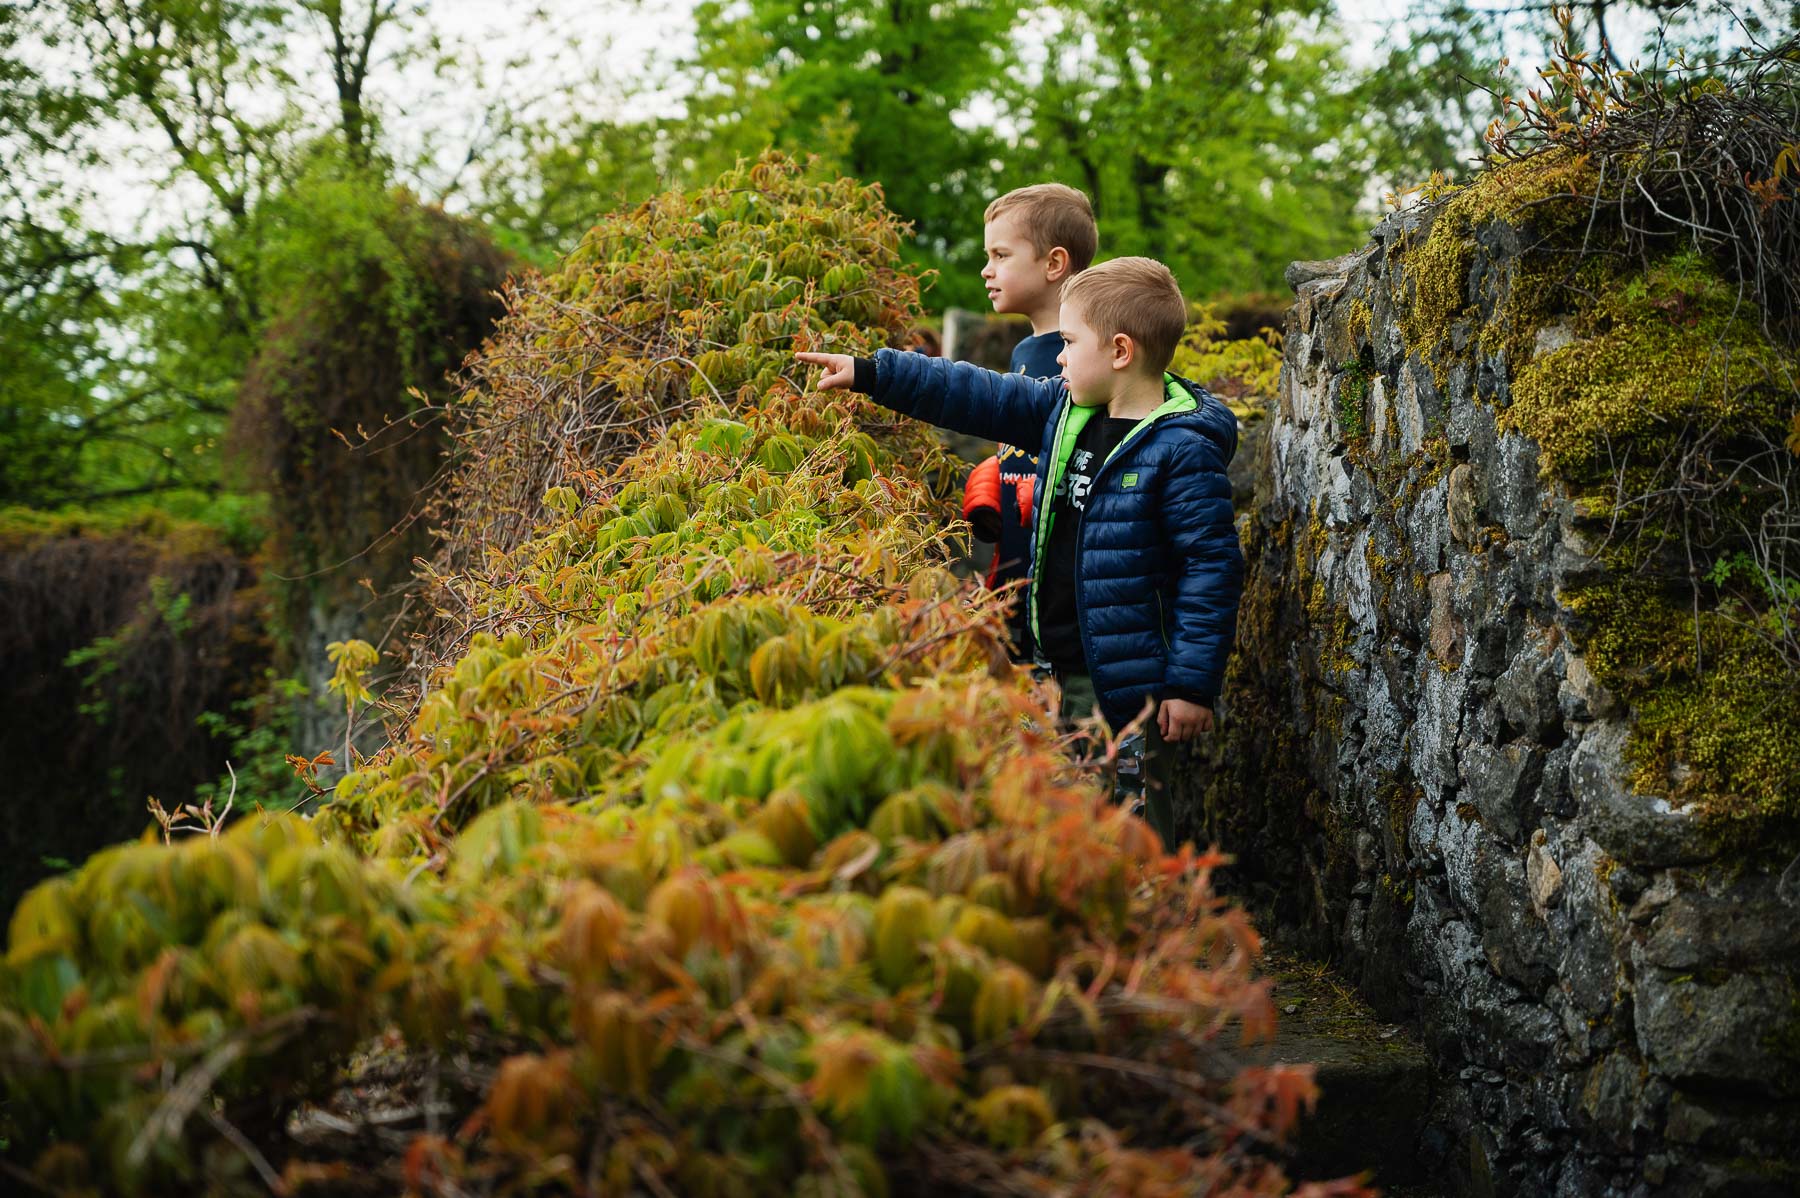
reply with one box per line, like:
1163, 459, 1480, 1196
862, 348, 1245, 730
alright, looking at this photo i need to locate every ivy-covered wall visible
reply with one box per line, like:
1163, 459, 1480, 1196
230, 195, 512, 760
0, 510, 270, 907
1178, 154, 1800, 1196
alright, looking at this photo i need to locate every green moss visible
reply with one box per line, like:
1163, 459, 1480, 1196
1365, 542, 1396, 612
1569, 579, 1800, 833
1397, 225, 1476, 386
1322, 609, 1357, 678
0, 504, 237, 557
1335, 357, 1374, 443
1721, 1157, 1800, 1188
1415, 437, 1450, 492
1320, 691, 1348, 738
1477, 249, 1608, 372
1392, 149, 1603, 386
1263, 949, 1411, 1039
1295, 507, 1330, 619
1496, 252, 1800, 836
1505, 251, 1797, 478
1377, 436, 1451, 537
1346, 297, 1373, 349
1233, 515, 1288, 665
1299, 515, 1358, 681
1444, 147, 1602, 233
1378, 779, 1419, 858
1306, 577, 1329, 624
1765, 1000, 1800, 1072
1384, 146, 1800, 842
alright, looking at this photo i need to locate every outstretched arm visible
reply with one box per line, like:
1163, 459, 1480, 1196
797, 348, 1062, 447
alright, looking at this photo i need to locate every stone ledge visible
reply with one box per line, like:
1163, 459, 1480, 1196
1248, 949, 1446, 1193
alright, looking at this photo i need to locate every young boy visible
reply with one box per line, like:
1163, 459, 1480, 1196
799, 256, 1244, 848
962, 184, 1097, 659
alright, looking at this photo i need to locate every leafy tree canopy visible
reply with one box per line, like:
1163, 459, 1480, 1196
681, 0, 1501, 304
0, 0, 473, 508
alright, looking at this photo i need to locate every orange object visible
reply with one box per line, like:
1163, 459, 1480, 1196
962, 455, 1001, 520
1012, 473, 1035, 524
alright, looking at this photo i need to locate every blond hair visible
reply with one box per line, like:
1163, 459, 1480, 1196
1060, 256, 1186, 374
984, 184, 1097, 273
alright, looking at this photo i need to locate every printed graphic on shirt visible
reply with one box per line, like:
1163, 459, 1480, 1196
997, 441, 1038, 527
997, 443, 1036, 472
1058, 448, 1098, 514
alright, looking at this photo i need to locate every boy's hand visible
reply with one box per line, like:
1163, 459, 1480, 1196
1158, 698, 1214, 742
795, 351, 856, 390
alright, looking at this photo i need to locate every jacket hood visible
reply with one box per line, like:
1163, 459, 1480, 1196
1164, 374, 1240, 465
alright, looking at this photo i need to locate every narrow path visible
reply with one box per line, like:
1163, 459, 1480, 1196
1254, 949, 1444, 1194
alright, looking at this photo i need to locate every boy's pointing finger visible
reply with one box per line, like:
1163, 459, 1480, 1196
794, 350, 855, 390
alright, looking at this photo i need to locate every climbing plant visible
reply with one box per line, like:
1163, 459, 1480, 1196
0, 155, 1357, 1197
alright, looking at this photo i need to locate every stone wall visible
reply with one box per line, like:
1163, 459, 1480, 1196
1176, 203, 1800, 1195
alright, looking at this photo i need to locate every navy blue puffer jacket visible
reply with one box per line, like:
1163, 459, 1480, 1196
863, 348, 1245, 730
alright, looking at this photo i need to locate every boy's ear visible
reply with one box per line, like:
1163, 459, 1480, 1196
1044, 246, 1071, 283
1110, 332, 1136, 371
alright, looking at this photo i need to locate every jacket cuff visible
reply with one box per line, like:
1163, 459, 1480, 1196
851, 356, 878, 395
1160, 686, 1215, 708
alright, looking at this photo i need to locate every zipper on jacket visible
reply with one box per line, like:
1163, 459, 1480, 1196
1028, 399, 1091, 653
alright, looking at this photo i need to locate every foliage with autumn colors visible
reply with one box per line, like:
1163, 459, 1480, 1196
0, 156, 1362, 1198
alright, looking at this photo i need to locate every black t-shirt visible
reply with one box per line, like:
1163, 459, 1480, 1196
1037, 412, 1136, 673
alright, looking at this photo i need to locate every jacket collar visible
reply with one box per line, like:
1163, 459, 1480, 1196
1053, 373, 1238, 464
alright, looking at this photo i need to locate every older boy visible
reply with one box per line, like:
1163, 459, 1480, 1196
800, 256, 1244, 847
963, 184, 1097, 659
